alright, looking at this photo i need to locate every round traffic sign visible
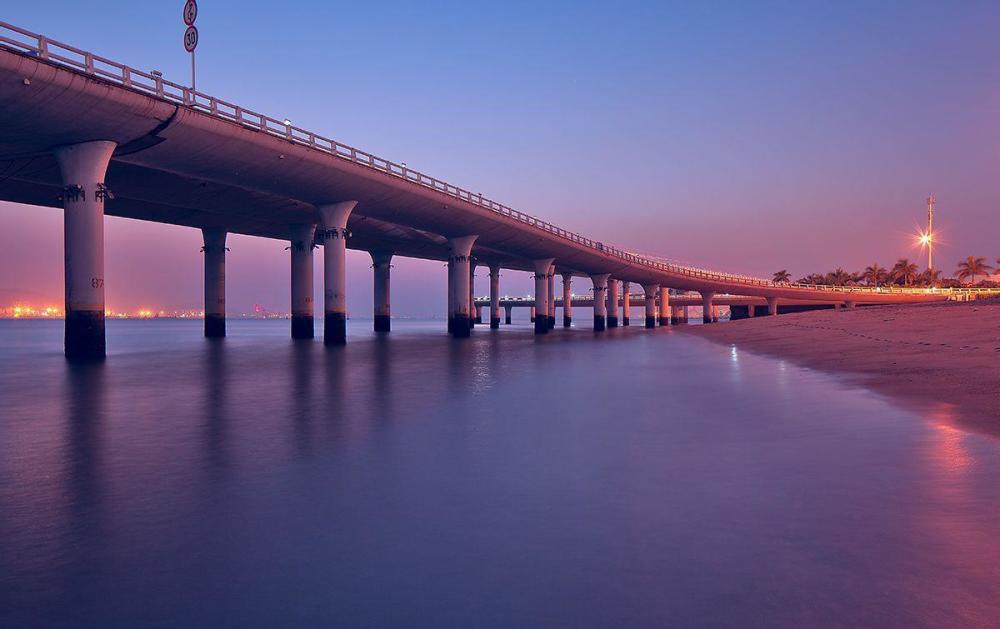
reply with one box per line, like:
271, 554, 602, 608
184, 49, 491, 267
183, 0, 198, 26
183, 25, 199, 52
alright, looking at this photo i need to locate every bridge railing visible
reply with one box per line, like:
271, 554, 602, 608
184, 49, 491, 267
4, 21, 1000, 299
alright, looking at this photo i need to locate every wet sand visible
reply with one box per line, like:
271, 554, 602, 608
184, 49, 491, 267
684, 300, 1000, 434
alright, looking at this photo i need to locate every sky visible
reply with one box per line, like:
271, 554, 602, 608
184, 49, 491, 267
2, 1, 999, 315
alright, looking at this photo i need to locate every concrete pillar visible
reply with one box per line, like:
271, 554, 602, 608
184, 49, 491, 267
468, 263, 476, 329
529, 306, 536, 322
682, 306, 690, 323
607, 279, 619, 328
475, 304, 483, 324
643, 284, 659, 328
621, 280, 631, 326
489, 265, 501, 328
202, 228, 227, 338
712, 305, 720, 322
447, 260, 455, 333
658, 286, 670, 326
845, 301, 857, 310
670, 305, 682, 325
591, 274, 610, 331
561, 272, 573, 327
747, 303, 756, 318
532, 258, 555, 335
834, 302, 842, 311
289, 223, 316, 339
700, 291, 715, 324
505, 305, 513, 325
448, 236, 478, 337
371, 251, 392, 332
547, 264, 556, 329
767, 296, 779, 316
55, 140, 117, 360
318, 201, 357, 345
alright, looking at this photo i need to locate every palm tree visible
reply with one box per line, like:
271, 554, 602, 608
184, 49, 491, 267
797, 273, 827, 285
862, 263, 888, 287
918, 268, 942, 287
956, 256, 993, 284
772, 270, 791, 284
825, 268, 853, 286
890, 258, 919, 287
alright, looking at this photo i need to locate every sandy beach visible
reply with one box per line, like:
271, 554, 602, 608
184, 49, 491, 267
683, 300, 1000, 435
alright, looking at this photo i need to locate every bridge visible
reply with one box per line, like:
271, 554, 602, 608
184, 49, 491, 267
0, 21, 991, 359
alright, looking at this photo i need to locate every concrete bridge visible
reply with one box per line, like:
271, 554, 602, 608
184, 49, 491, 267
0, 21, 991, 359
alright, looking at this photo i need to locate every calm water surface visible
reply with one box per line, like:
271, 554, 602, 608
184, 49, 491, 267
1, 319, 999, 628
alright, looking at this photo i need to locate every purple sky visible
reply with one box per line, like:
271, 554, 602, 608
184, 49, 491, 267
2, 1, 999, 315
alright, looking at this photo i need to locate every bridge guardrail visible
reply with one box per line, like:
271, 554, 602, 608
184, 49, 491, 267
3, 21, 1000, 299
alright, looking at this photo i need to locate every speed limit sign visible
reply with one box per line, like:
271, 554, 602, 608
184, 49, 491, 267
183, 0, 198, 26
183, 25, 199, 52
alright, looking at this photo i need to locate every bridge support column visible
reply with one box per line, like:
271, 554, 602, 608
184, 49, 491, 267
834, 303, 842, 311
562, 272, 573, 327
371, 251, 392, 332
447, 260, 455, 333
533, 258, 555, 335
670, 305, 682, 325
659, 287, 670, 326
547, 264, 556, 329
289, 223, 316, 339
767, 297, 779, 316
475, 304, 483, 324
642, 284, 659, 328
469, 263, 477, 329
746, 303, 756, 318
700, 291, 715, 324
607, 279, 619, 328
529, 306, 536, 322
505, 305, 513, 325
447, 236, 478, 338
489, 265, 501, 328
55, 140, 117, 360
845, 300, 856, 310
713, 305, 720, 322
621, 280, 631, 326
202, 228, 227, 338
591, 274, 610, 331
319, 201, 357, 345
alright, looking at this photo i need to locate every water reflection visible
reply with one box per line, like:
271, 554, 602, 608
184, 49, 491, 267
1, 320, 999, 627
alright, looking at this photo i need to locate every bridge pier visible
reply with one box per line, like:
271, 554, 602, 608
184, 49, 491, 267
489, 265, 501, 328
845, 300, 856, 310
607, 279, 619, 328
591, 274, 610, 331
448, 236, 478, 338
289, 223, 316, 339
529, 306, 536, 323
621, 280, 631, 326
319, 201, 357, 345
547, 264, 556, 329
659, 286, 670, 326
201, 228, 227, 338
562, 272, 573, 327
55, 140, 117, 360
469, 263, 477, 329
747, 303, 756, 318
700, 291, 715, 324
371, 251, 392, 332
446, 260, 454, 333
505, 305, 513, 325
767, 296, 779, 316
643, 284, 659, 328
533, 258, 555, 335
670, 305, 682, 325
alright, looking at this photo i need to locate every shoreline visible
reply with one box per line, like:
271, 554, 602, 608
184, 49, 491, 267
681, 300, 1000, 437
